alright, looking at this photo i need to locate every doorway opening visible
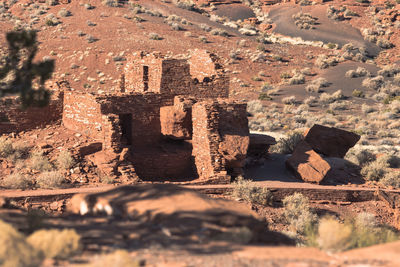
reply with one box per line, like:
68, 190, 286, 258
119, 114, 132, 145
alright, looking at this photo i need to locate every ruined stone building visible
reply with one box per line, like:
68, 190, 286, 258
61, 50, 257, 183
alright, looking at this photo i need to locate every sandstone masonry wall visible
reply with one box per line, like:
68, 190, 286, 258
63, 91, 103, 140
0, 92, 63, 134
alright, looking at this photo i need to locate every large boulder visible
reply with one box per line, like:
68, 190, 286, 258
286, 141, 332, 184
304, 124, 360, 158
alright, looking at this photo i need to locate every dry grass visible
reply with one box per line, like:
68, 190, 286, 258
0, 219, 43, 267
316, 216, 352, 252
283, 193, 317, 234
36, 171, 65, 189
306, 78, 329, 92
282, 96, 297, 105
27, 229, 81, 260
270, 131, 304, 154
1, 172, 32, 189
231, 176, 273, 206
57, 150, 75, 170
360, 159, 389, 181
30, 151, 53, 172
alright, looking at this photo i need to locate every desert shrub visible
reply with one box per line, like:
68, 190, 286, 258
329, 101, 348, 111
247, 100, 264, 115
282, 96, 297, 105
36, 171, 65, 189
316, 216, 353, 252
292, 12, 317, 29
199, 23, 211, 32
1, 172, 32, 189
361, 103, 375, 113
27, 229, 81, 260
270, 131, 304, 154
57, 8, 71, 17
30, 151, 53, 172
210, 28, 228, 37
198, 35, 207, 43
345, 67, 370, 78
360, 160, 389, 181
231, 176, 273, 206
0, 137, 14, 158
376, 38, 393, 49
378, 65, 400, 77
304, 96, 317, 106
306, 77, 329, 92
102, 0, 119, 7
319, 90, 344, 103
87, 20, 96, 26
352, 89, 365, 98
0, 220, 43, 267
283, 193, 317, 234
173, 0, 196, 11
345, 148, 375, 166
46, 0, 58, 6
86, 35, 97, 43
57, 150, 75, 170
380, 171, 400, 188
90, 250, 140, 267
315, 55, 338, 69
149, 33, 162, 40
288, 73, 305, 85
377, 154, 400, 168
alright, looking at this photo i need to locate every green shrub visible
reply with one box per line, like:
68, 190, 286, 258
57, 151, 75, 170
231, 176, 273, 206
27, 229, 81, 260
270, 131, 304, 154
0, 220, 43, 267
282, 193, 317, 234
36, 171, 65, 189
29, 151, 53, 172
1, 173, 32, 189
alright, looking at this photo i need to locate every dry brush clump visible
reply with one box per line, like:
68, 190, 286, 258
36, 171, 65, 189
1, 172, 32, 189
27, 229, 81, 260
29, 150, 53, 172
312, 213, 397, 252
0, 220, 43, 267
306, 77, 329, 92
270, 131, 304, 154
57, 150, 75, 170
282, 193, 317, 235
231, 176, 273, 206
345, 67, 371, 78
362, 76, 384, 90
319, 90, 344, 104
292, 12, 318, 29
315, 55, 339, 69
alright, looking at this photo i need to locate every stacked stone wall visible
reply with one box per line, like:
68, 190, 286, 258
63, 91, 103, 140
0, 92, 63, 134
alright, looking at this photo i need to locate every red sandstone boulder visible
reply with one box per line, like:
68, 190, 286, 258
286, 141, 331, 184
160, 106, 192, 140
219, 134, 250, 169
304, 124, 360, 158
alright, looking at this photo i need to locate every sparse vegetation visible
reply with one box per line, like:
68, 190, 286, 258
30, 151, 53, 172
306, 78, 329, 92
57, 150, 75, 170
27, 229, 81, 260
292, 12, 318, 29
270, 131, 304, 154
1, 172, 32, 189
36, 171, 65, 189
283, 193, 317, 234
231, 176, 273, 206
0, 220, 43, 267
282, 96, 297, 105
149, 33, 162, 40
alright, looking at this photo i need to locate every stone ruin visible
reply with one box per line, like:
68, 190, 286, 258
62, 50, 267, 183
